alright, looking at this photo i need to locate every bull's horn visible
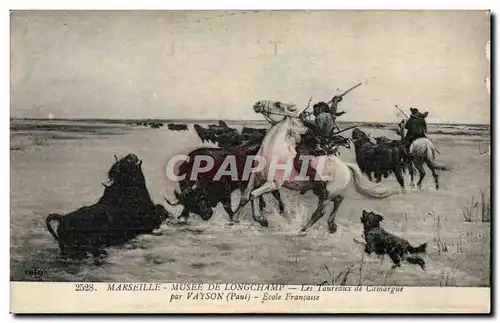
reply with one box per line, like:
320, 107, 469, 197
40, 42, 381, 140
164, 196, 179, 206
101, 180, 113, 187
177, 182, 198, 199
114, 155, 118, 161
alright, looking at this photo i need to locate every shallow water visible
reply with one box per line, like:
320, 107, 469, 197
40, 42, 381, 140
10, 122, 491, 286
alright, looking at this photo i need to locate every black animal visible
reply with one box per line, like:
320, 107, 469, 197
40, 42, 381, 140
46, 153, 171, 259
240, 127, 267, 142
165, 137, 285, 226
242, 126, 267, 135
374, 136, 397, 145
193, 124, 211, 142
150, 122, 164, 129
193, 124, 244, 148
168, 123, 188, 131
375, 135, 416, 180
359, 210, 427, 270
351, 128, 410, 189
210, 120, 229, 129
194, 124, 269, 148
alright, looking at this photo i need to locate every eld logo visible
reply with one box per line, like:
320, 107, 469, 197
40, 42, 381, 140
24, 266, 46, 279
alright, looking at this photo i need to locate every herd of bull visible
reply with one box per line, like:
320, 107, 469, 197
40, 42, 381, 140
45, 120, 449, 261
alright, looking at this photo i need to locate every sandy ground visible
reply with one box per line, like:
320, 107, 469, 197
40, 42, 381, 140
10, 121, 491, 286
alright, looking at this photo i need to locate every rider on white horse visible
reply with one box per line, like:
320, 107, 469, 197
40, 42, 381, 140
402, 107, 428, 150
232, 99, 398, 233
300, 102, 336, 142
298, 101, 348, 156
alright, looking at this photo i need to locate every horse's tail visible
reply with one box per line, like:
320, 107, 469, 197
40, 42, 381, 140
345, 163, 399, 199
425, 144, 451, 171
46, 213, 64, 245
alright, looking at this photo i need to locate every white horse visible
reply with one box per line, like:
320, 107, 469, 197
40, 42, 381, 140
233, 100, 400, 233
408, 138, 451, 190
396, 120, 451, 190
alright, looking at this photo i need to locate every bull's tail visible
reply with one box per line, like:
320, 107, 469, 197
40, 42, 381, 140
345, 163, 399, 199
46, 213, 63, 244
425, 146, 451, 171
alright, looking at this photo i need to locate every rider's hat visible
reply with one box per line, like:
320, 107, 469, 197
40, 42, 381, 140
410, 107, 419, 115
313, 102, 330, 113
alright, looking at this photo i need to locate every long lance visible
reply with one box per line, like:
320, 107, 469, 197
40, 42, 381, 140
328, 82, 362, 104
394, 104, 409, 119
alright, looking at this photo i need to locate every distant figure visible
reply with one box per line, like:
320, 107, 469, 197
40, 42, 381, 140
167, 123, 188, 131
402, 107, 428, 150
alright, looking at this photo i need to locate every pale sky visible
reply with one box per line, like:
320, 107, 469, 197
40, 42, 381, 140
10, 10, 490, 124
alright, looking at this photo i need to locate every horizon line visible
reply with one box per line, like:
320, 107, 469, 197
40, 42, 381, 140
9, 117, 490, 126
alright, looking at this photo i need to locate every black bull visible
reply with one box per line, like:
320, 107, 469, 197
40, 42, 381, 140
193, 124, 267, 148
351, 128, 412, 188
168, 123, 188, 131
165, 137, 285, 224
46, 153, 171, 259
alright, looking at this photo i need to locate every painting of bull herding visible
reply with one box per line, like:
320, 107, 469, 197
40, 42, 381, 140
10, 10, 490, 286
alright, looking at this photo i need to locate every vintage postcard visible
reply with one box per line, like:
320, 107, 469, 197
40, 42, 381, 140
10, 10, 491, 314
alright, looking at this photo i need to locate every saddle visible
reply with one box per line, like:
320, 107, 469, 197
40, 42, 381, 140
292, 134, 350, 188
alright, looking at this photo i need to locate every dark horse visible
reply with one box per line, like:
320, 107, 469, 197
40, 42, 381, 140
165, 136, 285, 224
46, 153, 171, 259
351, 128, 411, 190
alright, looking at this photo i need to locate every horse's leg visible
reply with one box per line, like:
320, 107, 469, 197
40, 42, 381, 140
394, 167, 405, 191
327, 195, 344, 234
177, 208, 190, 223
300, 199, 327, 233
425, 160, 440, 190
250, 198, 266, 227
300, 185, 328, 233
408, 161, 415, 187
221, 195, 235, 222
271, 190, 286, 214
414, 158, 426, 189
232, 174, 256, 222
248, 181, 279, 227
258, 196, 267, 212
